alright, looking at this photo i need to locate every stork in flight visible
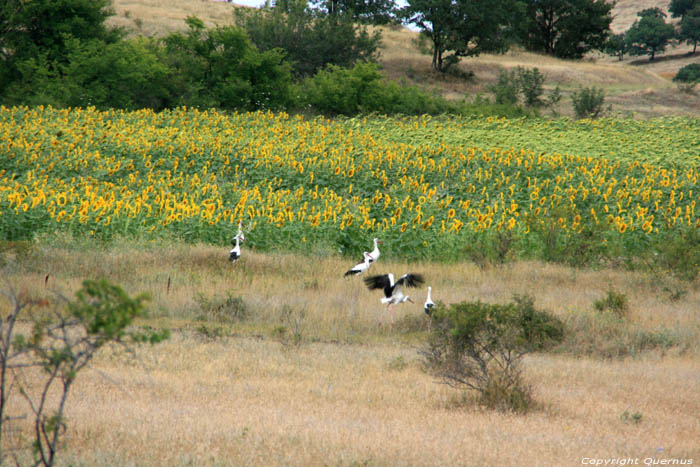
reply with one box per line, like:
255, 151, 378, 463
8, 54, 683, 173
344, 251, 373, 276
424, 286, 435, 331
364, 273, 424, 326
229, 235, 241, 263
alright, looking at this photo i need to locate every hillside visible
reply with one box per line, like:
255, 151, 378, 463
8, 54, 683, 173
108, 0, 700, 118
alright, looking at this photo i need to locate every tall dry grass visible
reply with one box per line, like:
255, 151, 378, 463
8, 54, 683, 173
2, 238, 699, 464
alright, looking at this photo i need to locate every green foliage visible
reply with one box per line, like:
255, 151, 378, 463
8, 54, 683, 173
233, 4, 381, 78
673, 63, 700, 84
422, 296, 563, 411
302, 62, 456, 115
400, 0, 511, 73
604, 33, 628, 61
517, 67, 545, 107
625, 8, 676, 60
60, 37, 172, 110
488, 67, 548, 108
519, 0, 614, 59
0, 279, 168, 466
489, 69, 520, 106
669, 0, 698, 18
0, 0, 123, 103
620, 408, 643, 424
312, 0, 398, 24
649, 225, 700, 282
678, 6, 700, 53
163, 17, 293, 110
593, 289, 629, 318
571, 86, 606, 119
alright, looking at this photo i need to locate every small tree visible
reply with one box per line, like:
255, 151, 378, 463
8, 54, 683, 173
605, 33, 628, 61
163, 17, 293, 110
422, 296, 563, 412
678, 6, 700, 53
0, 279, 169, 466
233, 2, 381, 78
400, 0, 511, 74
625, 8, 676, 61
571, 86, 606, 119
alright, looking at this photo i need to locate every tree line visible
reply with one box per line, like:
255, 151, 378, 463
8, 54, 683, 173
0, 0, 697, 113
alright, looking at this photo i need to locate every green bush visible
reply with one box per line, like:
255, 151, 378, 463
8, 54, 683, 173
571, 86, 606, 119
649, 225, 700, 282
488, 69, 520, 105
61, 37, 172, 110
302, 62, 455, 115
517, 67, 545, 107
593, 289, 629, 318
163, 17, 293, 110
673, 63, 700, 91
422, 296, 563, 412
233, 2, 381, 78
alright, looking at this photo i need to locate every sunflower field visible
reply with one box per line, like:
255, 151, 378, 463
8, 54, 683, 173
1, 106, 699, 266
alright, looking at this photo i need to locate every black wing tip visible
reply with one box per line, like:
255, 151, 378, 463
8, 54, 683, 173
363, 274, 385, 289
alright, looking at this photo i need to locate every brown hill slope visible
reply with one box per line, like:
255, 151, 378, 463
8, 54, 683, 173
108, 0, 700, 118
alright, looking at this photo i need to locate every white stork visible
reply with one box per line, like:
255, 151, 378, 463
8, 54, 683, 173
367, 238, 382, 263
344, 251, 373, 276
424, 286, 435, 330
229, 235, 241, 263
364, 273, 424, 326
234, 221, 246, 244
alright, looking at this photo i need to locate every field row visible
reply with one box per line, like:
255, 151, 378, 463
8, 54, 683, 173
1, 106, 699, 262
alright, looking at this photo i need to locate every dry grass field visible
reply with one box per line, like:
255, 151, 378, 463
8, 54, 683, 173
1, 240, 699, 465
107, 0, 700, 118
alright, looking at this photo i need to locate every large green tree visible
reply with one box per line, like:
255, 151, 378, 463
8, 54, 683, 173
669, 0, 698, 19
679, 5, 700, 53
400, 0, 512, 74
519, 0, 613, 59
233, 1, 381, 78
312, 0, 398, 23
163, 17, 293, 110
626, 8, 677, 60
0, 0, 121, 99
669, 0, 699, 54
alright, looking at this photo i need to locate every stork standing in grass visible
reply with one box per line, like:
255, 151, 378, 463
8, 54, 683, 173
229, 234, 242, 263
344, 251, 373, 276
424, 286, 435, 331
367, 238, 381, 263
235, 221, 246, 245
364, 273, 424, 326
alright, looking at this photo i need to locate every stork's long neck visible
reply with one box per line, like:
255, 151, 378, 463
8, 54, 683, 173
427, 287, 432, 301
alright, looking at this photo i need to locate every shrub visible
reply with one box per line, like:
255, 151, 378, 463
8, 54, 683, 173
163, 17, 293, 110
593, 289, 629, 318
649, 225, 700, 282
488, 69, 520, 106
517, 67, 545, 107
302, 62, 455, 115
673, 63, 700, 93
488, 67, 547, 108
422, 296, 563, 412
233, 3, 381, 78
571, 86, 606, 119
673, 64, 700, 84
195, 292, 249, 324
